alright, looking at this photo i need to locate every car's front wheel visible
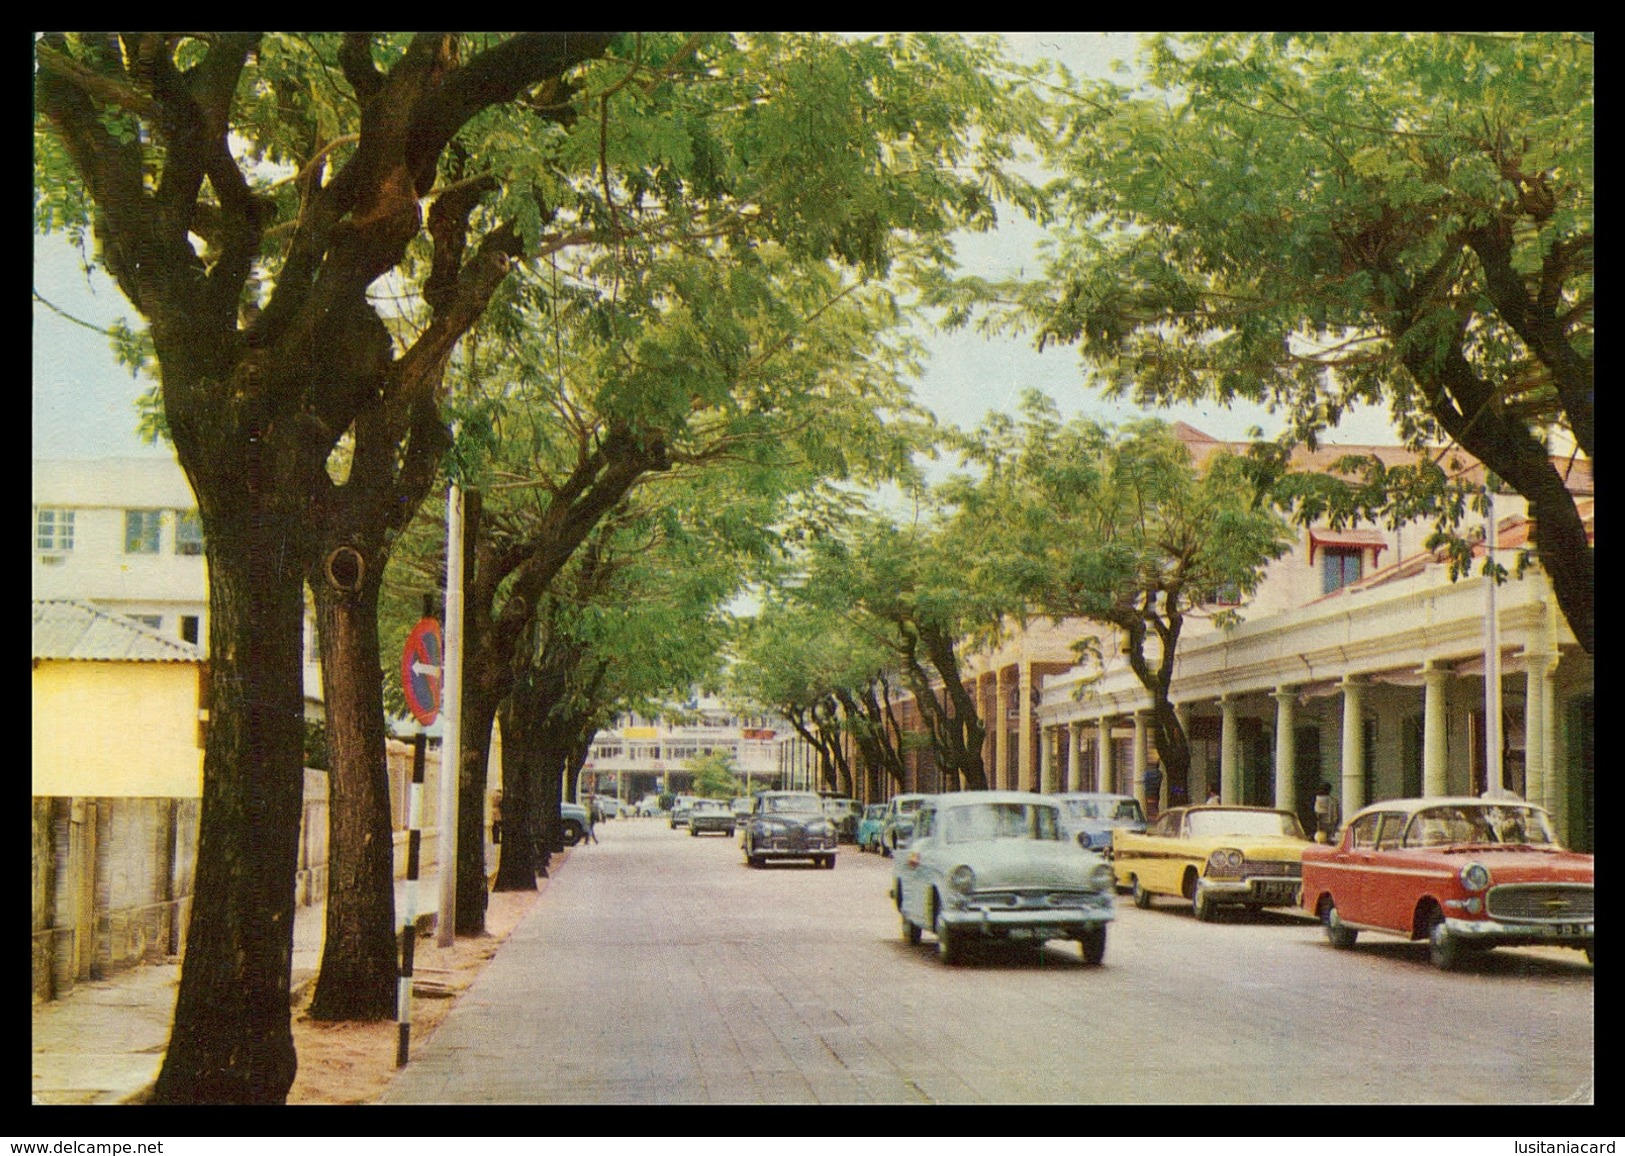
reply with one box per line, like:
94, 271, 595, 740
1425, 908, 1465, 971
1322, 899, 1358, 949
1192, 885, 1220, 922
1078, 925, 1107, 965
902, 915, 921, 946
561, 820, 583, 847
936, 921, 962, 965
1131, 877, 1153, 909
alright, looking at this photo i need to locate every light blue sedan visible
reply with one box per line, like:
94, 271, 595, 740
856, 804, 887, 852
891, 790, 1116, 965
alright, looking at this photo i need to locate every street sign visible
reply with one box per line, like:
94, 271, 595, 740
401, 617, 444, 726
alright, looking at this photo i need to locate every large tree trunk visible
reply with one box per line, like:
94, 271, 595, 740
493, 692, 543, 889
153, 488, 308, 1104
304, 568, 397, 1022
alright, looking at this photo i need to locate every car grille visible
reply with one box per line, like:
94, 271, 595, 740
974, 890, 1098, 908
1486, 883, 1594, 922
1242, 860, 1301, 878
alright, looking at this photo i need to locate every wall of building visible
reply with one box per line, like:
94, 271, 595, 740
30, 755, 452, 1004
32, 660, 204, 798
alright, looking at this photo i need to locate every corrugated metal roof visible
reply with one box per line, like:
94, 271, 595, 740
32, 600, 203, 663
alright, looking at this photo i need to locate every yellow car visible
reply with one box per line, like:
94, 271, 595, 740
1112, 805, 1312, 921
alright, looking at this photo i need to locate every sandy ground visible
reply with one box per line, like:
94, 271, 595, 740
287, 887, 539, 1105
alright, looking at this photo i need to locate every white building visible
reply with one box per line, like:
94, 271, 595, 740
582, 695, 816, 802
888, 427, 1594, 852
32, 457, 323, 705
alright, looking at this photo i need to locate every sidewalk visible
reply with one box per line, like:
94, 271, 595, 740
31, 874, 443, 1105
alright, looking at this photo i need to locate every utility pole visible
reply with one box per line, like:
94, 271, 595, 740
1483, 485, 1504, 794
437, 485, 464, 946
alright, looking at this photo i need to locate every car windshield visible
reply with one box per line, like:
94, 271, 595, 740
766, 794, 821, 813
1063, 798, 1146, 823
1402, 805, 1558, 848
942, 802, 1061, 845
865, 805, 885, 820
1186, 809, 1305, 839
693, 800, 726, 813
895, 797, 922, 815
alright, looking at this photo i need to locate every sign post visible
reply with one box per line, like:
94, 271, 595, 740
396, 615, 440, 1067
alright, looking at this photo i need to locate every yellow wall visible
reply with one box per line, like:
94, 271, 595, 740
32, 661, 204, 797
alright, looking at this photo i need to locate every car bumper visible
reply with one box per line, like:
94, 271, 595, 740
691, 821, 734, 833
1198, 878, 1302, 906
1443, 916, 1594, 946
941, 899, 1114, 938
751, 839, 836, 858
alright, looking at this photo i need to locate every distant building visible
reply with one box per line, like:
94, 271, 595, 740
582, 695, 815, 801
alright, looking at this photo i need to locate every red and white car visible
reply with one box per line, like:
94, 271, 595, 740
1300, 796, 1593, 970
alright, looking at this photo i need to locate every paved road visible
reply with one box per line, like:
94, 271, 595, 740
381, 818, 1594, 1105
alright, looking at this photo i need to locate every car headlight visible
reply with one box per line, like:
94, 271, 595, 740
1088, 863, 1116, 892
812, 820, 834, 836
948, 865, 976, 895
1206, 848, 1244, 876
1460, 862, 1492, 892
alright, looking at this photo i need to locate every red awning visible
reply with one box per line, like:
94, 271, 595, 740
1307, 528, 1389, 564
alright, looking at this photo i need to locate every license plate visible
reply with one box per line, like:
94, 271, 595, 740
1253, 881, 1299, 903
1554, 923, 1593, 937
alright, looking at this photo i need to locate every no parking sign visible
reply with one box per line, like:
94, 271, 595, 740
401, 617, 443, 726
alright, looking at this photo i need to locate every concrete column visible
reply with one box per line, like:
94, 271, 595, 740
1173, 703, 1190, 807
1018, 664, 1034, 792
1340, 676, 1366, 816
994, 668, 1010, 791
1220, 695, 1240, 804
1068, 721, 1083, 794
1423, 662, 1451, 798
1039, 724, 1055, 795
1132, 711, 1149, 810
1272, 687, 1297, 815
1097, 715, 1115, 795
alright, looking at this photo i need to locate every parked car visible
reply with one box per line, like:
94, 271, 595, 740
1300, 796, 1594, 970
856, 804, 888, 853
669, 795, 699, 829
560, 802, 590, 847
892, 791, 1116, 965
742, 791, 839, 868
592, 795, 625, 821
1055, 792, 1148, 858
688, 797, 737, 838
822, 797, 864, 843
635, 793, 664, 817
880, 793, 929, 857
1113, 805, 1312, 921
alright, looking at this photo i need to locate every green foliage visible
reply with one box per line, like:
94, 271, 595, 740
686, 750, 742, 799
946, 389, 1294, 671
934, 32, 1592, 650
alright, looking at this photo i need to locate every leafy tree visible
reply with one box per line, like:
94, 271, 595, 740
799, 512, 1001, 791
941, 393, 1294, 803
36, 32, 1043, 1099
35, 32, 618, 1102
943, 32, 1593, 653
487, 469, 763, 887
689, 751, 743, 799
730, 593, 911, 799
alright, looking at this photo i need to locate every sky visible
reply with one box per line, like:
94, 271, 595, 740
30, 32, 1401, 464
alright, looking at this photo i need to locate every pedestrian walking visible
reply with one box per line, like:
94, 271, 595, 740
490, 789, 503, 845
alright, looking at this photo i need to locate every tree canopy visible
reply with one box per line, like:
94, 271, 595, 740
940, 392, 1294, 796
939, 32, 1593, 652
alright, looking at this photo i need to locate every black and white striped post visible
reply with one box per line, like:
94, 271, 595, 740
397, 728, 426, 1067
